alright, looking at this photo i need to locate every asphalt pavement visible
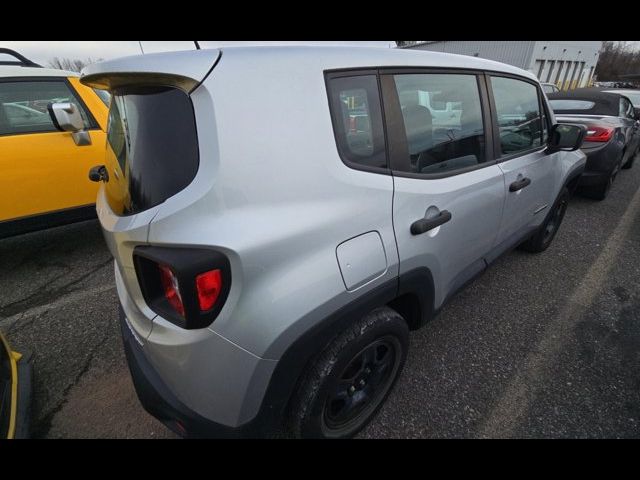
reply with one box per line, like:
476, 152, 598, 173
1, 160, 639, 438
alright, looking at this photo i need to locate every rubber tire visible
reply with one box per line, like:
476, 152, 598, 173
288, 306, 409, 439
520, 187, 570, 253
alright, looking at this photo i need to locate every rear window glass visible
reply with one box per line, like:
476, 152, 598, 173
549, 99, 595, 111
105, 86, 199, 216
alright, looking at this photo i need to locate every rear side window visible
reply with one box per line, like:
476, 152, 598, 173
490, 76, 544, 156
0, 80, 93, 136
392, 73, 487, 175
327, 74, 387, 170
105, 86, 199, 216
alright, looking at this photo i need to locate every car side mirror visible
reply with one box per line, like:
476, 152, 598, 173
547, 123, 586, 153
47, 102, 91, 146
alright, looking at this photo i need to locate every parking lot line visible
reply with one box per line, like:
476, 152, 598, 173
478, 180, 640, 438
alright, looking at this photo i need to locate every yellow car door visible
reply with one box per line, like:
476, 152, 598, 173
0, 76, 108, 229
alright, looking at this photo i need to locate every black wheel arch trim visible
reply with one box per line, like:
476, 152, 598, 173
248, 267, 435, 435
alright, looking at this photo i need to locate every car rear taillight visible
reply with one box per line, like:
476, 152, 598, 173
195, 269, 222, 312
133, 247, 231, 329
585, 125, 614, 142
158, 264, 185, 317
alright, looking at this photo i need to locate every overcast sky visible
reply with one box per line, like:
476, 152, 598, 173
0, 41, 395, 66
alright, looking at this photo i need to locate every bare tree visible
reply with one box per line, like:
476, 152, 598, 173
594, 41, 640, 82
47, 57, 103, 72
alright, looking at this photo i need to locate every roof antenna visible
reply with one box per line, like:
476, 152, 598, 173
138, 41, 145, 54
194, 41, 201, 50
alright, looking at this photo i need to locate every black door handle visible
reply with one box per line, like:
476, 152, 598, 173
411, 210, 452, 235
89, 165, 109, 183
509, 177, 531, 192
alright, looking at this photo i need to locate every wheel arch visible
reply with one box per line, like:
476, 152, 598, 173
246, 267, 435, 435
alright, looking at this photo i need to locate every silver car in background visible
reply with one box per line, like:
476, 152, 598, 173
81, 46, 586, 438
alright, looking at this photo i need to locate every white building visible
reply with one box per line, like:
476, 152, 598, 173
405, 41, 602, 90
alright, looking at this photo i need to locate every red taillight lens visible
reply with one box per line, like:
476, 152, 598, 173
585, 125, 614, 143
195, 269, 222, 312
158, 264, 185, 317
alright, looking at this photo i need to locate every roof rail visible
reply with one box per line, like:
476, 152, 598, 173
0, 48, 42, 67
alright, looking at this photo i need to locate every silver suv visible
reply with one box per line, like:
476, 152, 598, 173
82, 46, 586, 438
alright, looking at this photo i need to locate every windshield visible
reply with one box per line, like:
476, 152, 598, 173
549, 99, 596, 111
623, 92, 640, 107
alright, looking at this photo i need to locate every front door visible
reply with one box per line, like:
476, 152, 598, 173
0, 78, 105, 223
487, 74, 557, 254
382, 71, 506, 308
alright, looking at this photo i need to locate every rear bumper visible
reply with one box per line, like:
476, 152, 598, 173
582, 142, 622, 173
578, 170, 610, 187
119, 307, 281, 438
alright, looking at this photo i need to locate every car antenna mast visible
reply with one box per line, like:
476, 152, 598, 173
194, 41, 201, 50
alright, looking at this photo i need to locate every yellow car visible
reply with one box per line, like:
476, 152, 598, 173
0, 49, 109, 238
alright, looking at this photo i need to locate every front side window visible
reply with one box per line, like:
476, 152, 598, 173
490, 76, 544, 156
0, 80, 91, 136
327, 74, 387, 170
392, 73, 486, 174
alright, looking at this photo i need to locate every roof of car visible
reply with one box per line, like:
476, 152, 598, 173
82, 46, 538, 82
228, 46, 538, 77
547, 88, 622, 116
0, 65, 77, 78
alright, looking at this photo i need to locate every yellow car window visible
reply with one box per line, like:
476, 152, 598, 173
0, 80, 94, 136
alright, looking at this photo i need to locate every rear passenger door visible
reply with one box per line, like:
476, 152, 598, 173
381, 70, 505, 309
487, 74, 556, 258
